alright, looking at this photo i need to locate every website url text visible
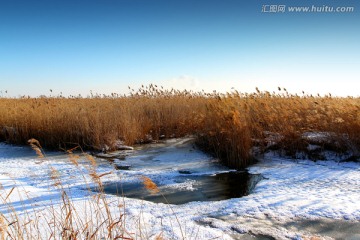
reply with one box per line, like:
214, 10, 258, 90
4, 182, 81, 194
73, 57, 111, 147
261, 5, 355, 13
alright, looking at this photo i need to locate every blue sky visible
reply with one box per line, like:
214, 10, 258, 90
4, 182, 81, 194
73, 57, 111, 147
0, 0, 359, 97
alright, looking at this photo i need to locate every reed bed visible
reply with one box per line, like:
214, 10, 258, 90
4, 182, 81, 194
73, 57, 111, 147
0, 85, 359, 168
0, 86, 359, 239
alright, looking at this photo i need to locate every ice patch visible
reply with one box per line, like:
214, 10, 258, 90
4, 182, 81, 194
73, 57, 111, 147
1, 138, 360, 239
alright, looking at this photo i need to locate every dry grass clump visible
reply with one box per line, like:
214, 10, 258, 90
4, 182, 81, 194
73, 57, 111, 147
196, 88, 359, 165
0, 85, 206, 150
196, 94, 253, 168
241, 89, 360, 159
0, 85, 359, 168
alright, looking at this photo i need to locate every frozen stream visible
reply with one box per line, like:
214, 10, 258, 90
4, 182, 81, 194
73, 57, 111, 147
92, 138, 262, 204
1, 138, 360, 239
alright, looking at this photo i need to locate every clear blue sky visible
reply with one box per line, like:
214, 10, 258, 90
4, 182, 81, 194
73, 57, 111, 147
0, 0, 359, 97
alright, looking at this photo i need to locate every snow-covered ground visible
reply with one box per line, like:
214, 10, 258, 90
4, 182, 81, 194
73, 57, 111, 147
0, 139, 359, 239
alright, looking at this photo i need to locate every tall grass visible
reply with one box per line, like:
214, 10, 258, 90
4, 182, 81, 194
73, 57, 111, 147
0, 85, 359, 168
0, 85, 206, 149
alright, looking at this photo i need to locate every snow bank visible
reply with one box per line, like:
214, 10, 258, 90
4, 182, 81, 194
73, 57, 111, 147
0, 140, 359, 239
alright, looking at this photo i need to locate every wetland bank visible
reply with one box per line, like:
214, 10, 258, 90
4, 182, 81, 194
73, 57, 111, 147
0, 88, 359, 239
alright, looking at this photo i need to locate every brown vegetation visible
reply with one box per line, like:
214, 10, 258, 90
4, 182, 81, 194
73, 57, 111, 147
0, 85, 359, 168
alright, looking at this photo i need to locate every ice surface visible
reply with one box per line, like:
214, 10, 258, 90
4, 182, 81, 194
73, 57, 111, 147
0, 139, 360, 239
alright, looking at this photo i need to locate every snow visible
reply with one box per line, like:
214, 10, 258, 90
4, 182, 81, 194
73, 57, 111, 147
0, 140, 360, 239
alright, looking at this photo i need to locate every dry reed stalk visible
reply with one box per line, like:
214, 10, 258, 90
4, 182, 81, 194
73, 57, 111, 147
0, 214, 7, 240
28, 138, 44, 158
140, 176, 159, 194
83, 153, 97, 167
0, 85, 358, 169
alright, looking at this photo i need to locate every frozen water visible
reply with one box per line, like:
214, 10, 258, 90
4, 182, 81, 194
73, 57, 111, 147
1, 139, 360, 239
